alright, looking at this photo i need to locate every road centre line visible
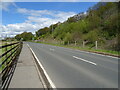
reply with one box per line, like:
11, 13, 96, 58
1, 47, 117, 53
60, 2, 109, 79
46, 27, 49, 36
50, 48, 55, 51
75, 50, 118, 59
73, 56, 97, 66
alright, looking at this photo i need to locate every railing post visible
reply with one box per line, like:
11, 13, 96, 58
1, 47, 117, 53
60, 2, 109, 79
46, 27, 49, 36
0, 41, 23, 89
11, 41, 13, 61
5, 41, 7, 66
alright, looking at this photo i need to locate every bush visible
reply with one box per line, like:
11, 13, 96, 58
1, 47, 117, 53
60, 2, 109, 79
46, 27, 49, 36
63, 32, 72, 45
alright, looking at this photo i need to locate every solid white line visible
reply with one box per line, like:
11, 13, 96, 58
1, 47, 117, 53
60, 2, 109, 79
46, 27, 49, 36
73, 56, 97, 66
27, 44, 56, 89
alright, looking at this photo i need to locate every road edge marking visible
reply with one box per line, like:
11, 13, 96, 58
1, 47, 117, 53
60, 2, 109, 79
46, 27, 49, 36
27, 44, 57, 89
73, 56, 97, 66
31, 48, 47, 89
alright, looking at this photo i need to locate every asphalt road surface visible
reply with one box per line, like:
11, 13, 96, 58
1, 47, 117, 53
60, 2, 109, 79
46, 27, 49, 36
27, 42, 118, 88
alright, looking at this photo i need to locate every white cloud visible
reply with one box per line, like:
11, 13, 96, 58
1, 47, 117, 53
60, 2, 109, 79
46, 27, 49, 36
0, 2, 11, 11
0, 1, 18, 11
19, 8, 76, 24
17, 8, 75, 18
17, 8, 52, 16
1, 8, 76, 37
0, 23, 41, 37
1, 0, 15, 2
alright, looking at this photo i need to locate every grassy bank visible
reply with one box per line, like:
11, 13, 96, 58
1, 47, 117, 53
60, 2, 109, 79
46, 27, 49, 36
33, 41, 119, 57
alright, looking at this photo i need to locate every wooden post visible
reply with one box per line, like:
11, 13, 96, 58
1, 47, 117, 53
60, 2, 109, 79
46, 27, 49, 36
83, 41, 85, 48
63, 41, 64, 45
68, 41, 69, 45
11, 40, 12, 60
95, 41, 98, 50
75, 41, 77, 46
5, 40, 7, 66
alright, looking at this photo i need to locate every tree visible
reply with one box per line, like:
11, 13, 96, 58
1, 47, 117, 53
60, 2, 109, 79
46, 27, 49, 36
67, 17, 76, 23
34, 2, 119, 51
64, 32, 72, 45
15, 34, 21, 41
15, 32, 33, 41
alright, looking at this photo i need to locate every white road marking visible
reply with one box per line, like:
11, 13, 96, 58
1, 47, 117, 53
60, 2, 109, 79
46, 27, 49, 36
73, 56, 97, 66
50, 48, 55, 51
75, 50, 119, 59
27, 44, 57, 89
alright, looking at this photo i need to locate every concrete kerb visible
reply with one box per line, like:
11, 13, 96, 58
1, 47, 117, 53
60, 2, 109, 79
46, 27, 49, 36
27, 44, 57, 90
31, 48, 47, 89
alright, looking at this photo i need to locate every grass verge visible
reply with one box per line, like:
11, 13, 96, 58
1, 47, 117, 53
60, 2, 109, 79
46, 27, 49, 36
32, 41, 119, 57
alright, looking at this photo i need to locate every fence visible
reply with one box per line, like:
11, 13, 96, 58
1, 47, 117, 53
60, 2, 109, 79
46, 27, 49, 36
0, 41, 23, 89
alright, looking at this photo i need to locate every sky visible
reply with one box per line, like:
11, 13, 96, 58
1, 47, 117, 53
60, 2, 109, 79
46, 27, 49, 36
0, 1, 99, 37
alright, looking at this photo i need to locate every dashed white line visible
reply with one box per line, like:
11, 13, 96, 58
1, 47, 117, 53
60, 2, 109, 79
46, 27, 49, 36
75, 50, 119, 59
73, 56, 97, 66
50, 48, 55, 51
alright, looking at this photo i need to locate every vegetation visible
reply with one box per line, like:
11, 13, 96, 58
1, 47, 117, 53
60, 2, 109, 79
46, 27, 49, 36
34, 2, 119, 51
15, 32, 34, 41
15, 2, 119, 53
33, 41, 119, 56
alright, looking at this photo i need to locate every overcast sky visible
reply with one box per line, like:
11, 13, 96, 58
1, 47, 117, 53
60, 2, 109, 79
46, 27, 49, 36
0, 1, 99, 37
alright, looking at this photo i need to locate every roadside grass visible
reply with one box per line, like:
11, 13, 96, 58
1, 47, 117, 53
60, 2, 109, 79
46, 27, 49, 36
32, 41, 119, 57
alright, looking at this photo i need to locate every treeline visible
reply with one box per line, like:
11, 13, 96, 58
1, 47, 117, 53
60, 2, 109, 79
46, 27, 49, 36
15, 32, 33, 41
15, 2, 119, 51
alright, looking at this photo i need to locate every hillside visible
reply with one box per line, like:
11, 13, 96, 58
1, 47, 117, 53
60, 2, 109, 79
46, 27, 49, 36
16, 2, 119, 51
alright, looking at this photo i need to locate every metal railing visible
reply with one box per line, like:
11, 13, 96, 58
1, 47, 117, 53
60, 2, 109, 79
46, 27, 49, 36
0, 41, 23, 89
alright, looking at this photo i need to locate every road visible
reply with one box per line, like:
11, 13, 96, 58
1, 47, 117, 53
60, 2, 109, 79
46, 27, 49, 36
27, 42, 118, 88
